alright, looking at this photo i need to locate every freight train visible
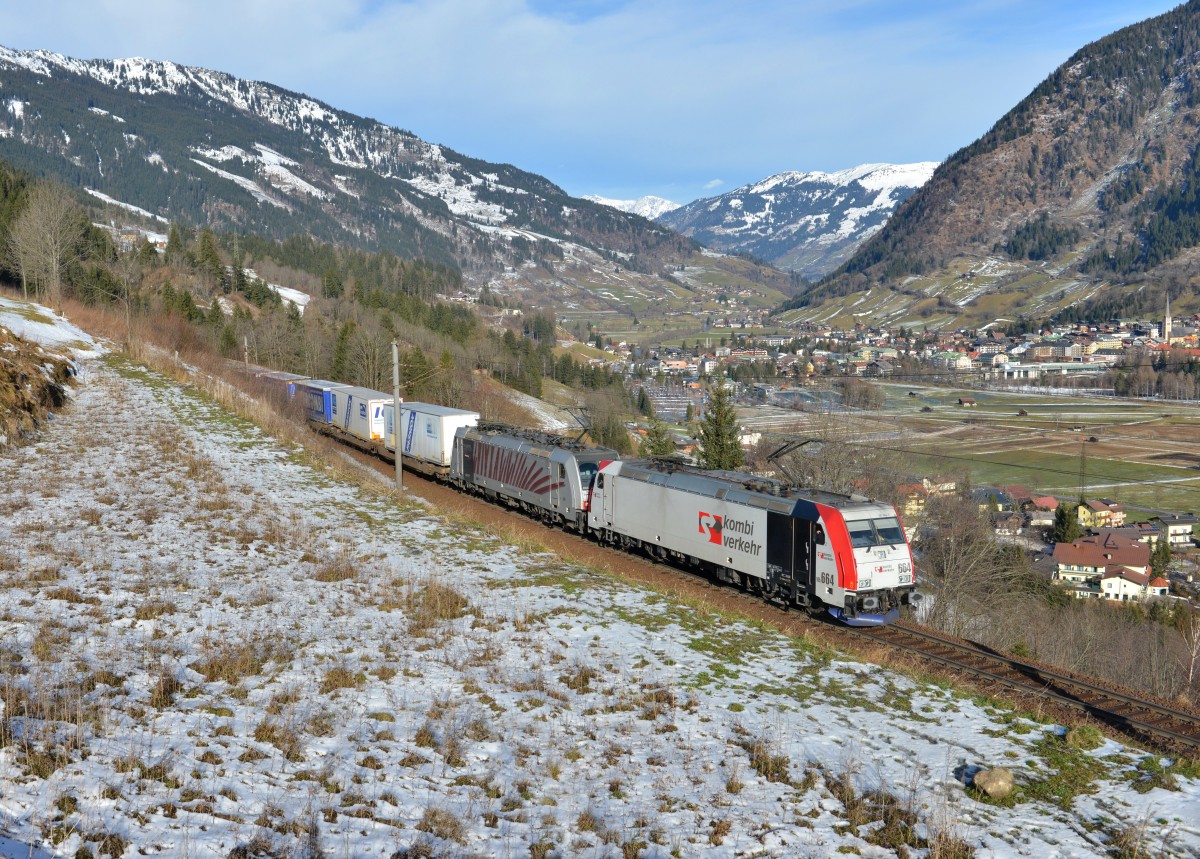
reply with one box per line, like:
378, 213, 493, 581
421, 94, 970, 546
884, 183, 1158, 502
259, 371, 918, 626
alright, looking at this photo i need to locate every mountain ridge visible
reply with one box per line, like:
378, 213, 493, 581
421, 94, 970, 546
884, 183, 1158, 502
657, 162, 937, 281
0, 45, 798, 322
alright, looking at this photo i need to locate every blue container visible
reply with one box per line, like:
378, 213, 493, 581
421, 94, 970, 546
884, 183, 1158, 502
254, 370, 311, 398
298, 379, 347, 424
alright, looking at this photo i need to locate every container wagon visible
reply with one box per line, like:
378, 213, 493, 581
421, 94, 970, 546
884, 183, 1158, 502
253, 370, 311, 398
384, 402, 479, 478
328, 386, 391, 445
298, 380, 349, 425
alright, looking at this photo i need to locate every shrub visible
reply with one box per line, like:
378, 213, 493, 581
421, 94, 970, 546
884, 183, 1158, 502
416, 807, 466, 844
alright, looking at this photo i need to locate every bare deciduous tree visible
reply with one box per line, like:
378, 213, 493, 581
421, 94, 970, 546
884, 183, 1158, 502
916, 494, 1009, 640
7, 185, 86, 309
1179, 607, 1200, 695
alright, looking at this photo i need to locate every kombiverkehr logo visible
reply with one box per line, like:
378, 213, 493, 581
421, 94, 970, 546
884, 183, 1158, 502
699, 511, 762, 556
698, 512, 723, 544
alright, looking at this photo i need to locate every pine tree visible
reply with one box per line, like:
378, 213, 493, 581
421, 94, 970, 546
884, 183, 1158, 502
1151, 538, 1171, 578
636, 387, 654, 418
331, 321, 355, 381
643, 420, 675, 456
1053, 501, 1082, 543
699, 384, 743, 470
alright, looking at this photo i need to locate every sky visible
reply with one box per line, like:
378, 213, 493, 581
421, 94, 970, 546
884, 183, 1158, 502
0, 1, 1185, 203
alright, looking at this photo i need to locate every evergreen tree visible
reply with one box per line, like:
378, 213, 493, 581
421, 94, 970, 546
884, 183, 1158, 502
1052, 501, 1083, 543
699, 384, 743, 470
636, 387, 654, 418
1151, 538, 1171, 578
331, 321, 355, 382
643, 421, 675, 456
321, 268, 344, 299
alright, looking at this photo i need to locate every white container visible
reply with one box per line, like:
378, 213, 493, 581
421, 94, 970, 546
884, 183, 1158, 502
385, 402, 479, 466
328, 386, 391, 443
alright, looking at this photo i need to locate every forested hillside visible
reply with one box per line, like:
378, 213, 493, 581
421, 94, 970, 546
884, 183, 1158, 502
0, 160, 636, 452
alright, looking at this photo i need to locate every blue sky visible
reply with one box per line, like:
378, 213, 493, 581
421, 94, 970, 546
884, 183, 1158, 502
0, 1, 1183, 202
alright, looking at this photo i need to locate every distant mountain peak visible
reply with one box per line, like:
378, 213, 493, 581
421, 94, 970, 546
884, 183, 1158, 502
657, 162, 936, 279
583, 194, 680, 220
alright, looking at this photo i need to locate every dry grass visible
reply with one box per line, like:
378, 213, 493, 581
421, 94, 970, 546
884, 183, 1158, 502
739, 735, 792, 785
313, 544, 359, 583
319, 664, 362, 695
416, 807, 466, 844
407, 579, 470, 636
253, 718, 306, 762
0, 325, 76, 452
190, 636, 291, 684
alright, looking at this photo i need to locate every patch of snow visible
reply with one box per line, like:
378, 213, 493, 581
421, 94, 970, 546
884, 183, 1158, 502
0, 296, 101, 356
84, 188, 169, 223
191, 158, 288, 209
583, 194, 680, 219
88, 106, 126, 122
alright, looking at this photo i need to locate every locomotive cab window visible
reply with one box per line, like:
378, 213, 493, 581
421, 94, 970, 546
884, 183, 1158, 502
814, 524, 825, 545
846, 517, 905, 548
579, 462, 599, 487
873, 516, 904, 545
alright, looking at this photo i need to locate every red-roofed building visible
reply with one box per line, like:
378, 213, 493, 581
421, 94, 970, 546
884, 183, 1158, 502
1052, 533, 1159, 601
895, 483, 928, 518
1078, 498, 1126, 528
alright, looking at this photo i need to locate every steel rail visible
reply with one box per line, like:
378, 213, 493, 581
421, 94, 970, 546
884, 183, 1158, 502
854, 622, 1200, 754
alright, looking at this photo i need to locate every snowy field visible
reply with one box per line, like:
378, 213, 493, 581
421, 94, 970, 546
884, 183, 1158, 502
1, 309, 1199, 856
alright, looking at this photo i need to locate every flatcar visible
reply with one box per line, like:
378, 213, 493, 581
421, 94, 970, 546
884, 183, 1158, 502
587, 458, 918, 626
450, 423, 616, 532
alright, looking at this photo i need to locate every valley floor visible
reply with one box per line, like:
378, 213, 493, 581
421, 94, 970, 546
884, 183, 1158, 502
0, 326, 1198, 856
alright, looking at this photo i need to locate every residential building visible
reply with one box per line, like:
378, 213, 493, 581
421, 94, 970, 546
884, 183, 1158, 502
1153, 514, 1198, 547
894, 484, 928, 518
1052, 533, 1162, 601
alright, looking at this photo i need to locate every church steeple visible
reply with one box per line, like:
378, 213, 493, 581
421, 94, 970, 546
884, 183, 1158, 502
1164, 294, 1172, 343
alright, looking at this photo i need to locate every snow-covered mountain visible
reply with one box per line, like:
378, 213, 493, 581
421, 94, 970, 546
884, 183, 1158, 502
657, 162, 937, 280
0, 46, 796, 313
582, 194, 680, 220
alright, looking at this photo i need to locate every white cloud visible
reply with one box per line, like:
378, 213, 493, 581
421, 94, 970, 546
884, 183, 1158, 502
702, 179, 723, 191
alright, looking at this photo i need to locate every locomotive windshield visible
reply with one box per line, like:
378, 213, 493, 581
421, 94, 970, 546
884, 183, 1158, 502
578, 462, 599, 487
846, 516, 905, 548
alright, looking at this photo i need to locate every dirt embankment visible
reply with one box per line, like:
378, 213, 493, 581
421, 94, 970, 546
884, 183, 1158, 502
0, 326, 75, 450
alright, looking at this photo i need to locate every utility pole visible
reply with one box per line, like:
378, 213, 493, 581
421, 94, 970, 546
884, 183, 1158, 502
392, 340, 404, 491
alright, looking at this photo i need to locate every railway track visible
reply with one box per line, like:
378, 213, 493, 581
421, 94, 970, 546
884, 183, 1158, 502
853, 622, 1200, 755
336, 441, 1200, 757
